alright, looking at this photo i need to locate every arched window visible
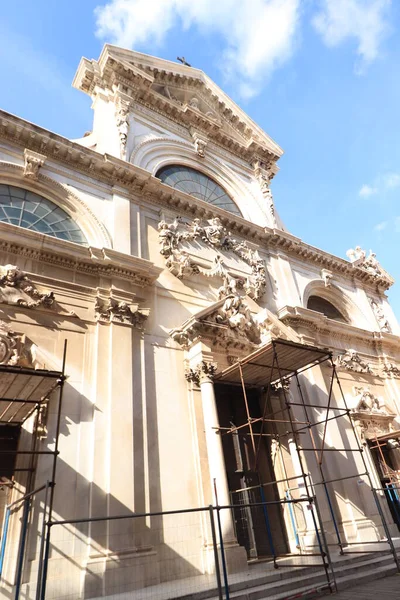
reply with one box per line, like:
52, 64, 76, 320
307, 296, 347, 322
156, 165, 242, 216
0, 185, 87, 244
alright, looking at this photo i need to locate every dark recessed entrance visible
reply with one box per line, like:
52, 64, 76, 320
215, 383, 288, 559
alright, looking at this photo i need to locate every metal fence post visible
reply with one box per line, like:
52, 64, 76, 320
208, 505, 223, 600
15, 498, 30, 600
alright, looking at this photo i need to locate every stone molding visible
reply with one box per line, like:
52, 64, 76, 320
0, 222, 162, 287
158, 216, 266, 300
279, 305, 400, 353
0, 111, 393, 290
95, 294, 149, 328
382, 360, 400, 378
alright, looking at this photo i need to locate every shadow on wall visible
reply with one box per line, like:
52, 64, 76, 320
0, 341, 210, 600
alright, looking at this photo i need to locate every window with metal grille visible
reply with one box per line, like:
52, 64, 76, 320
0, 184, 87, 244
156, 165, 242, 216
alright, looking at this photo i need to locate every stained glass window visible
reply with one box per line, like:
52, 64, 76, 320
156, 165, 241, 216
0, 185, 87, 244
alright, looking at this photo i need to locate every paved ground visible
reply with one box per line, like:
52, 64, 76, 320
320, 573, 400, 599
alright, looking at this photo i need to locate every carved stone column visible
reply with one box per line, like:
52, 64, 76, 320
185, 350, 248, 572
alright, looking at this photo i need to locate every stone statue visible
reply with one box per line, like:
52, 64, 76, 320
369, 297, 391, 333
346, 246, 366, 262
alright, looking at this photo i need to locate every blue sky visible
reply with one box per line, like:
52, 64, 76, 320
1, 1, 400, 313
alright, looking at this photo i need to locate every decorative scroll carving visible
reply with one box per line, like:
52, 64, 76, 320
321, 269, 333, 287
0, 265, 54, 309
382, 360, 400, 378
346, 247, 390, 282
368, 298, 391, 333
252, 159, 277, 227
335, 350, 373, 374
95, 296, 149, 328
185, 360, 217, 386
115, 96, 131, 156
0, 320, 35, 367
158, 217, 266, 301
23, 148, 46, 179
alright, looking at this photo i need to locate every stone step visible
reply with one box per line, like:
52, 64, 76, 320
217, 554, 398, 600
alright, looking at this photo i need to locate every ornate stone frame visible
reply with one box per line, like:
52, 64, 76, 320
0, 161, 112, 248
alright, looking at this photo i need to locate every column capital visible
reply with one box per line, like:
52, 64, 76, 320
185, 360, 218, 386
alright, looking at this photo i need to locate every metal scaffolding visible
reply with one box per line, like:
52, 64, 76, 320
0, 340, 67, 600
214, 338, 400, 572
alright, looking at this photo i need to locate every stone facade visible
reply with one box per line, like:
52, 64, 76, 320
1, 45, 400, 600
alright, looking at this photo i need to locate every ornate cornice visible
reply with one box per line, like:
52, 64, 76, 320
0, 221, 162, 287
279, 305, 400, 363
0, 110, 393, 290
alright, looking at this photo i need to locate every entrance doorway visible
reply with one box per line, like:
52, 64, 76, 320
369, 438, 400, 530
0, 425, 20, 535
215, 383, 288, 559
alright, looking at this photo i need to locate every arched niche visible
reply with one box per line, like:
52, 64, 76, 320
302, 280, 369, 329
130, 137, 257, 221
0, 162, 112, 248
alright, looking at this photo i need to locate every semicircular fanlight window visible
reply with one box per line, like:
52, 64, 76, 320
156, 165, 242, 216
307, 296, 347, 322
0, 184, 87, 244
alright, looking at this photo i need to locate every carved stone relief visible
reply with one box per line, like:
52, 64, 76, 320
335, 350, 373, 374
0, 265, 54, 309
351, 386, 396, 440
368, 297, 391, 333
252, 158, 277, 227
158, 216, 266, 301
382, 360, 400, 378
95, 296, 149, 328
0, 320, 36, 367
115, 95, 131, 157
23, 148, 46, 180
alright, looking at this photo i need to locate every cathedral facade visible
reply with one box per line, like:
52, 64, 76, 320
1, 46, 400, 599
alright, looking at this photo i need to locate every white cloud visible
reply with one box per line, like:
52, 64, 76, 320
95, 0, 301, 98
359, 184, 378, 197
374, 221, 387, 232
383, 172, 400, 189
359, 172, 400, 198
312, 0, 391, 73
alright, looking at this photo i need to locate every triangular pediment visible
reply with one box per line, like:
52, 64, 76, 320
73, 45, 283, 163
